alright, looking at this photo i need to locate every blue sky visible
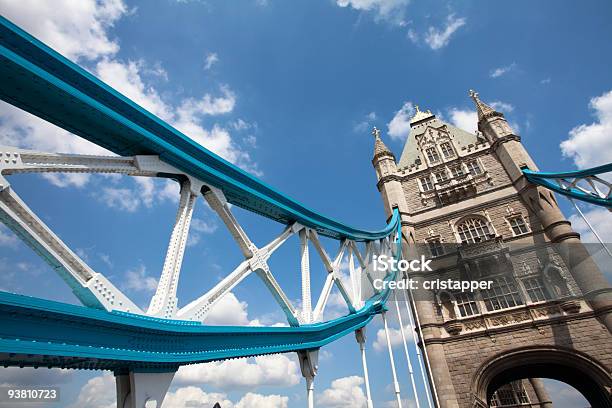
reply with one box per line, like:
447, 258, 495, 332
1, 0, 611, 407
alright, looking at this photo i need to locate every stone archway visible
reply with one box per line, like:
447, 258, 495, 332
470, 345, 611, 407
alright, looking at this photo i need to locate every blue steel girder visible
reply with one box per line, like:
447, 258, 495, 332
0, 15, 407, 370
523, 163, 612, 209
0, 16, 393, 241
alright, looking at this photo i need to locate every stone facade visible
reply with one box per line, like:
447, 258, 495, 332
371, 94, 612, 407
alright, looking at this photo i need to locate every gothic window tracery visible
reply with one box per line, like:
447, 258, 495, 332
507, 215, 529, 236
490, 381, 530, 407
425, 147, 440, 164
440, 142, 455, 159
522, 276, 549, 303
420, 176, 434, 192
466, 160, 483, 175
481, 276, 524, 311
457, 217, 492, 244
427, 238, 444, 257
434, 169, 449, 183
450, 165, 464, 178
454, 291, 479, 317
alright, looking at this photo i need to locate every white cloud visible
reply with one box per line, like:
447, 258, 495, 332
354, 111, 377, 133
98, 187, 141, 212
162, 386, 233, 408
67, 374, 289, 408
317, 376, 367, 408
0, 102, 111, 187
144, 61, 169, 81
96, 58, 174, 120
323, 291, 351, 321
191, 218, 218, 234
176, 354, 300, 389
387, 102, 414, 140
95, 177, 180, 212
0, 0, 127, 62
176, 85, 236, 117
164, 388, 289, 408
569, 207, 612, 243
0, 225, 19, 249
383, 398, 417, 408
490, 101, 514, 113
335, 0, 410, 25
67, 372, 115, 408
204, 52, 219, 70
424, 14, 466, 50
372, 325, 412, 352
123, 264, 158, 292
540, 78, 551, 85
448, 108, 477, 133
235, 392, 288, 408
447, 102, 514, 134
0, 367, 72, 386
561, 90, 612, 168
407, 28, 419, 44
203, 292, 252, 325
0, 1, 260, 196
186, 217, 218, 247
489, 62, 517, 78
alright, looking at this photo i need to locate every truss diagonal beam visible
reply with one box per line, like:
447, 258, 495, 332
176, 260, 251, 321
0, 178, 140, 313
195, 187, 300, 325
523, 165, 612, 208
147, 180, 196, 318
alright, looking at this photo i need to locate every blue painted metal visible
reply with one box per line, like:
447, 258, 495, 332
523, 164, 612, 208
0, 16, 406, 371
0, 16, 393, 241
0, 213, 401, 370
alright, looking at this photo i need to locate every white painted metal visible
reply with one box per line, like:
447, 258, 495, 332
115, 371, 175, 408
0, 147, 153, 177
298, 350, 319, 408
568, 198, 612, 258
177, 260, 251, 321
310, 237, 357, 320
404, 284, 440, 408
355, 328, 374, 408
203, 187, 254, 258
401, 288, 433, 408
0, 147, 208, 314
382, 311, 403, 408
148, 180, 197, 318
300, 229, 313, 323
394, 292, 420, 408
312, 274, 334, 322
0, 177, 141, 313
348, 247, 359, 307
198, 187, 302, 325
306, 376, 315, 408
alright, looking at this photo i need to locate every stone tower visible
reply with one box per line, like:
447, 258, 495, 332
371, 93, 612, 407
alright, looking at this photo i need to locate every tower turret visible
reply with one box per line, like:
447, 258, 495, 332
468, 89, 612, 332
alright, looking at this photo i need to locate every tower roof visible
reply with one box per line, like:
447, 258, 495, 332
372, 127, 395, 160
409, 105, 435, 126
469, 89, 503, 122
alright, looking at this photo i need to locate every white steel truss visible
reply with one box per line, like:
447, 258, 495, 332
0, 145, 397, 331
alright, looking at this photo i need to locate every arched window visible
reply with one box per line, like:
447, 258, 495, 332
457, 217, 491, 244
440, 142, 455, 159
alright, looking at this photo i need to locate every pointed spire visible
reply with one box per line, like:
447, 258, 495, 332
372, 126, 395, 160
469, 89, 503, 122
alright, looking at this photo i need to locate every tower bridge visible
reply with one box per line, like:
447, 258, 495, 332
0, 15, 611, 408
